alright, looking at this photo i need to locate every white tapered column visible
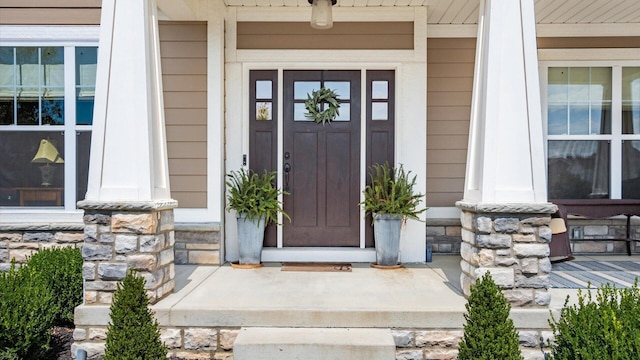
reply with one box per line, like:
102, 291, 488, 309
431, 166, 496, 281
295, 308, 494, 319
78, 0, 176, 306
85, 0, 172, 203
457, 0, 556, 307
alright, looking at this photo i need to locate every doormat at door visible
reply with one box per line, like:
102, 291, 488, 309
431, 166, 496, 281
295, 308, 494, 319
281, 262, 352, 272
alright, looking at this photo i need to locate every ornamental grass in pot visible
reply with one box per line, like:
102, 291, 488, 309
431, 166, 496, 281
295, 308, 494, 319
226, 169, 289, 266
360, 163, 426, 266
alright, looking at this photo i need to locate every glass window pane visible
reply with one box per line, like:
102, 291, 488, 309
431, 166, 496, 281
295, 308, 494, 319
76, 47, 96, 125
324, 81, 350, 100
77, 131, 91, 202
547, 140, 609, 199
569, 104, 589, 135
16, 48, 39, 86
333, 103, 349, 121
548, 67, 568, 103
256, 101, 272, 121
372, 81, 388, 100
42, 47, 64, 87
590, 102, 611, 135
622, 67, 640, 101
42, 94, 64, 125
17, 88, 38, 125
622, 67, 640, 135
294, 81, 320, 100
0, 131, 65, 206
76, 47, 97, 87
623, 140, 640, 199
294, 102, 312, 121
623, 102, 640, 135
590, 67, 611, 101
372, 102, 388, 121
0, 47, 15, 87
256, 80, 272, 99
568, 68, 590, 102
0, 99, 13, 125
76, 88, 94, 125
548, 105, 568, 135
0, 47, 14, 125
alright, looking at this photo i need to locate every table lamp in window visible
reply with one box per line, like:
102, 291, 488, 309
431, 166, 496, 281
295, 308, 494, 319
31, 139, 64, 187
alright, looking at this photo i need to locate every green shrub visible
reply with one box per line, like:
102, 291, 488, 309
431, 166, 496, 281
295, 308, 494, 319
549, 280, 640, 360
226, 168, 289, 224
0, 261, 57, 360
104, 271, 167, 360
26, 246, 83, 326
458, 272, 523, 360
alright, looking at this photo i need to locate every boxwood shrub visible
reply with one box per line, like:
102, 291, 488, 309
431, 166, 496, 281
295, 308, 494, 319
549, 280, 640, 360
26, 246, 83, 325
0, 261, 57, 360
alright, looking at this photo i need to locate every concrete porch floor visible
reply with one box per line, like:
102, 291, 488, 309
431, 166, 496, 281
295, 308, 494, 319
76, 255, 619, 330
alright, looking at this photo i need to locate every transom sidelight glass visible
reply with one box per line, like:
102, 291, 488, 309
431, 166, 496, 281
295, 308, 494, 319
0, 46, 96, 207
547, 65, 640, 200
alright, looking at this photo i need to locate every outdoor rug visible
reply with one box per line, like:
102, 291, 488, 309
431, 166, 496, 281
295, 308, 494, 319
550, 260, 640, 289
281, 262, 352, 272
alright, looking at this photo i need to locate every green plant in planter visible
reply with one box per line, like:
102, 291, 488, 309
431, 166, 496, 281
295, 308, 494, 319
226, 168, 289, 224
360, 162, 426, 222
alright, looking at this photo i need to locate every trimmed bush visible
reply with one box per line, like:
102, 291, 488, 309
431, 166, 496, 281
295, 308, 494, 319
0, 261, 57, 360
549, 280, 640, 360
458, 272, 523, 360
26, 246, 83, 325
104, 271, 167, 360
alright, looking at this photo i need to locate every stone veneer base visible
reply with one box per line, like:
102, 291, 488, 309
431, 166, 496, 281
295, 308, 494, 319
456, 201, 557, 308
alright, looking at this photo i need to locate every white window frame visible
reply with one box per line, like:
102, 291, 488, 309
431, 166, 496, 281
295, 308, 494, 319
540, 60, 640, 200
0, 26, 99, 223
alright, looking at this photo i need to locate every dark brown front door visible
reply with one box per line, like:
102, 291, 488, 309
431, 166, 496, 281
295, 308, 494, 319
282, 70, 361, 247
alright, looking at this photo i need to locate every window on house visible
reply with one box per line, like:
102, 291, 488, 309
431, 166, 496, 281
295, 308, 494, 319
0, 46, 97, 207
546, 65, 640, 199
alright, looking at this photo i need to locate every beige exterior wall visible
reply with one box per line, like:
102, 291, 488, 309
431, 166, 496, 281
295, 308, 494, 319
0, 0, 101, 25
426, 38, 474, 207
159, 21, 208, 208
237, 22, 414, 50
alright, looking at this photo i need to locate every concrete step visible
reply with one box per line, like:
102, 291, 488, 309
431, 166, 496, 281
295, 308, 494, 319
233, 327, 396, 360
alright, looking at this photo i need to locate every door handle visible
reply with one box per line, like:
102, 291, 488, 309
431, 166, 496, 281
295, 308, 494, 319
284, 163, 291, 192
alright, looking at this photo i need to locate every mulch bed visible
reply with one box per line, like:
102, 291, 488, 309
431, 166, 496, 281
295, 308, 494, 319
48, 326, 74, 360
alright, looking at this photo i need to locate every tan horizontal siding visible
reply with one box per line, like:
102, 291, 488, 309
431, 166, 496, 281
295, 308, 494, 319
167, 142, 207, 159
166, 125, 207, 142
169, 192, 207, 208
538, 37, 640, 49
0, 0, 101, 7
237, 22, 413, 50
160, 21, 207, 208
426, 38, 475, 207
0, 7, 101, 25
165, 109, 207, 126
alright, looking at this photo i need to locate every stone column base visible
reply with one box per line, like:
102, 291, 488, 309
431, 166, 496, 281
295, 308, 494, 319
456, 201, 557, 307
78, 200, 178, 305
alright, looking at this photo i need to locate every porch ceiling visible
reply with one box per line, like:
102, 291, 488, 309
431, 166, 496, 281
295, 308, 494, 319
223, 0, 640, 24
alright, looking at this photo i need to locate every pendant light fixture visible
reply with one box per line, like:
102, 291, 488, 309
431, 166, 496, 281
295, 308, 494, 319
309, 0, 337, 30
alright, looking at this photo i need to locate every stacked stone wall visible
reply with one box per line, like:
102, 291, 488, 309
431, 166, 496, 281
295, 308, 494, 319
175, 224, 221, 265
72, 325, 554, 360
426, 219, 462, 254
426, 217, 638, 256
0, 224, 84, 271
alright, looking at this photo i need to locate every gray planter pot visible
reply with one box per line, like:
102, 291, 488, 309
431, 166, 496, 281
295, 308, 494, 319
373, 213, 403, 266
236, 214, 266, 265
